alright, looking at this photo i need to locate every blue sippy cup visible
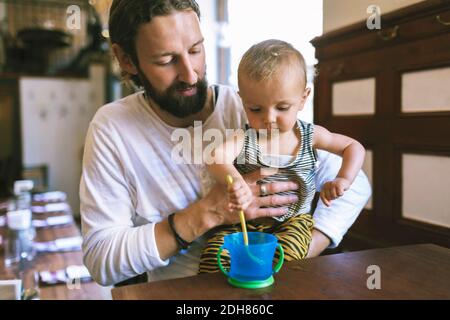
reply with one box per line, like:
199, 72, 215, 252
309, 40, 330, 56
217, 232, 284, 289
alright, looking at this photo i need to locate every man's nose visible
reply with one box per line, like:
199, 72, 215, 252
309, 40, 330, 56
177, 55, 198, 85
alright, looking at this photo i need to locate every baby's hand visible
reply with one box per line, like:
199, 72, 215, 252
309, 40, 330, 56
227, 179, 253, 211
320, 177, 350, 207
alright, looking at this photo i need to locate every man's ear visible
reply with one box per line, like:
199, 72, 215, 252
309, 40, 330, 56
112, 43, 138, 75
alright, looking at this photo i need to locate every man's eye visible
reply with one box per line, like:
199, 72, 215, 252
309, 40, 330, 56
189, 48, 201, 55
156, 58, 175, 66
277, 106, 291, 111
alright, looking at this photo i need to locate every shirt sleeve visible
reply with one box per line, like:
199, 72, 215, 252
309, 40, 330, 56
312, 150, 372, 248
80, 122, 169, 286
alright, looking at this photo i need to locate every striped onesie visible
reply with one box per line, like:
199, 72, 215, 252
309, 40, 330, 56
198, 120, 316, 273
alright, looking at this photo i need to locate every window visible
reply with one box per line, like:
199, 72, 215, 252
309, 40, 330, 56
226, 0, 323, 122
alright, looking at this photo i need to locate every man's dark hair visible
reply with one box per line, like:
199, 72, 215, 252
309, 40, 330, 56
109, 0, 201, 87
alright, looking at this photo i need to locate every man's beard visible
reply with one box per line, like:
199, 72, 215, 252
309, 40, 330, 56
138, 70, 208, 118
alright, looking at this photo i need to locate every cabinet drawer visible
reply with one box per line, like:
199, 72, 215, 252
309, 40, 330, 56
313, 6, 450, 60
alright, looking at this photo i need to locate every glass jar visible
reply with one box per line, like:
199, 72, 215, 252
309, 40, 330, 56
13, 180, 34, 210
4, 209, 36, 267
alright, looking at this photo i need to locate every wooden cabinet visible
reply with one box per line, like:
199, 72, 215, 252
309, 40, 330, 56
311, 0, 450, 250
0, 76, 22, 197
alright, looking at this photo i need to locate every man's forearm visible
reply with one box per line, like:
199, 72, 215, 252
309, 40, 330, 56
155, 196, 217, 261
306, 229, 331, 258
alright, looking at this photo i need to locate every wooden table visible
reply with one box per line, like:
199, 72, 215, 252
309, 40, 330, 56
0, 204, 111, 300
112, 244, 450, 300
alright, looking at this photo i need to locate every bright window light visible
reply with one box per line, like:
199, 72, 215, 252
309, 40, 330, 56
227, 0, 323, 122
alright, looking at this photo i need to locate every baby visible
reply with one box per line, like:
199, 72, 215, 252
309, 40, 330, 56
198, 39, 365, 273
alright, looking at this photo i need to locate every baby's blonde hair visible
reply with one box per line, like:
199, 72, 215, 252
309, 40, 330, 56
238, 39, 307, 85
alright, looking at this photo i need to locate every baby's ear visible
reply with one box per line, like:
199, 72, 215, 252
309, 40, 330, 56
303, 87, 312, 99
298, 87, 311, 111
300, 87, 311, 103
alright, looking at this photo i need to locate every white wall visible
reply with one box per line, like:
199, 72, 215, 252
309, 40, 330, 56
196, 0, 218, 84
323, 0, 425, 33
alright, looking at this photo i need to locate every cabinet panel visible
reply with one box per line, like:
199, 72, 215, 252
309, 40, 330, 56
402, 67, 450, 113
332, 78, 376, 115
402, 153, 450, 228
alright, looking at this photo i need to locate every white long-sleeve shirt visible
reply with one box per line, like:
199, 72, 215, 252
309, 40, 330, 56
80, 85, 371, 286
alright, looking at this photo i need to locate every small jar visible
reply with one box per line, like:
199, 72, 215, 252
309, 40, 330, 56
13, 180, 34, 210
4, 209, 36, 267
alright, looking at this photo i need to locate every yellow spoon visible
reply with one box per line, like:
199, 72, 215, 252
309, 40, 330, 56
226, 175, 249, 245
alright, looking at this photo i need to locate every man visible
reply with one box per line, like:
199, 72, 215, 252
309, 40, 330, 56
80, 0, 371, 286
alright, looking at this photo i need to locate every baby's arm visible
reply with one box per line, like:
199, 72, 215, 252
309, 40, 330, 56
313, 125, 366, 207
206, 130, 253, 211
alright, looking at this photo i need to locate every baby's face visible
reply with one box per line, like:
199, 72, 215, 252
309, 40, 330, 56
238, 65, 310, 134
